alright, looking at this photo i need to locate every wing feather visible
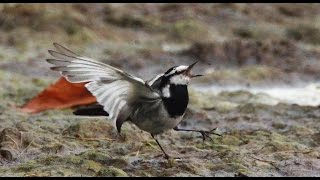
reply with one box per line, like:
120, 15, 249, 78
53, 42, 82, 57
46, 43, 160, 130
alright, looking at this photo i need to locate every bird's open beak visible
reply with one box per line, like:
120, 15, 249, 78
187, 61, 203, 78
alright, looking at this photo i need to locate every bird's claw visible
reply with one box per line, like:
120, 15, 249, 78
198, 128, 222, 142
155, 153, 181, 160
164, 153, 181, 160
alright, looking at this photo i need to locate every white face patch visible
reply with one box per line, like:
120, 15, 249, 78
175, 65, 188, 72
164, 65, 190, 85
162, 84, 170, 97
170, 74, 190, 85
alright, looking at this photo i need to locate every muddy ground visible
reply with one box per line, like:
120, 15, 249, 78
0, 4, 320, 176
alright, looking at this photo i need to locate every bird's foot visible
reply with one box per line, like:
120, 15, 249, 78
154, 153, 181, 160
198, 128, 222, 142
164, 154, 181, 160
116, 133, 126, 142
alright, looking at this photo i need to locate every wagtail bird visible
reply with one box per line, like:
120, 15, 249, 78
46, 43, 220, 159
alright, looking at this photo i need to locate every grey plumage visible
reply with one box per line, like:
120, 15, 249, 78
46, 43, 173, 134
47, 43, 220, 159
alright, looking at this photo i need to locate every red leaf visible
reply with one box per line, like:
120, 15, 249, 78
20, 77, 96, 113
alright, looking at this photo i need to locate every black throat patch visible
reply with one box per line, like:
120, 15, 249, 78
162, 84, 189, 118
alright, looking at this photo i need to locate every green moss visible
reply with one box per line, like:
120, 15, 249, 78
106, 15, 146, 29
286, 24, 320, 45
179, 163, 198, 174
82, 150, 111, 162
0, 70, 52, 105
221, 135, 242, 146
237, 103, 270, 114
290, 125, 314, 137
189, 90, 214, 108
68, 27, 96, 44
84, 160, 103, 173
272, 122, 287, 129
40, 143, 64, 154
96, 166, 128, 177
233, 27, 255, 39
260, 132, 305, 154
79, 150, 127, 168
189, 89, 240, 112
219, 91, 253, 103
233, 24, 283, 41
63, 18, 80, 35
63, 120, 114, 139
239, 65, 279, 81
277, 5, 305, 17
0, 4, 45, 31
38, 155, 61, 166
104, 11, 163, 33
195, 144, 207, 150
247, 130, 271, 143
65, 155, 84, 165
169, 19, 209, 42
14, 160, 39, 172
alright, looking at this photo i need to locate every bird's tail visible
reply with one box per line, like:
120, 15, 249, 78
73, 104, 109, 116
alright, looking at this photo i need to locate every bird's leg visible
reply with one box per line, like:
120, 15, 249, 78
173, 126, 222, 142
151, 134, 171, 159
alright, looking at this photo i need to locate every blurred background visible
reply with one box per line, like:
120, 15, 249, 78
1, 3, 320, 177
1, 3, 320, 105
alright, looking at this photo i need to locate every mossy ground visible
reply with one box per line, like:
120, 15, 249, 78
1, 3, 320, 177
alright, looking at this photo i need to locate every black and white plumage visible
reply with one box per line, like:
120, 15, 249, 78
47, 43, 220, 159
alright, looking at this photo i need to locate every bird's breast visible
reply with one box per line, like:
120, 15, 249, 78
130, 100, 184, 135
129, 84, 189, 134
162, 84, 189, 118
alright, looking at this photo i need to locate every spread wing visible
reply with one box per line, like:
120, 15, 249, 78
46, 43, 161, 130
146, 73, 164, 94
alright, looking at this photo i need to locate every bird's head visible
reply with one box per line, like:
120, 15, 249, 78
163, 61, 203, 86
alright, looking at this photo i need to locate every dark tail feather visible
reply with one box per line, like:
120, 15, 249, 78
73, 104, 109, 116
